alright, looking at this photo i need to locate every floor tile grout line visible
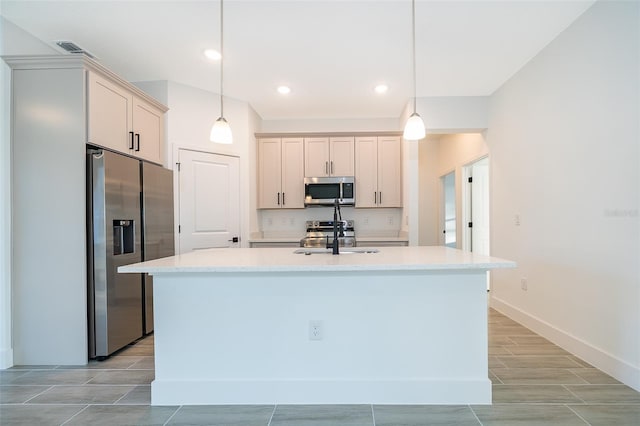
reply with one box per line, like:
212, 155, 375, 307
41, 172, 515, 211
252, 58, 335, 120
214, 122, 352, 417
565, 404, 593, 425
112, 385, 137, 405
21, 384, 55, 404
58, 403, 90, 426
161, 404, 182, 426
266, 403, 277, 426
468, 404, 484, 426
370, 403, 375, 426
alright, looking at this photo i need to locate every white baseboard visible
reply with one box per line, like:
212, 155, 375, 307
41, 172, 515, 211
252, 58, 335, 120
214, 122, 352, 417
152, 378, 492, 405
491, 296, 640, 392
0, 347, 13, 369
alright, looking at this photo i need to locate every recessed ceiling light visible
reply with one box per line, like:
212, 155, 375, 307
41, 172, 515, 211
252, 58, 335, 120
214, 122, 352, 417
277, 86, 291, 95
374, 84, 389, 94
204, 49, 221, 60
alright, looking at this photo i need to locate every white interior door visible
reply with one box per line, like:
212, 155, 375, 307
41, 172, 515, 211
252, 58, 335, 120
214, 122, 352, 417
464, 156, 490, 291
441, 172, 456, 248
471, 157, 490, 256
177, 149, 240, 253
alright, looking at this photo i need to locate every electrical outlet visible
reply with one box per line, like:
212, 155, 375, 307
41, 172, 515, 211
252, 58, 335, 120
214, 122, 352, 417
521, 277, 528, 291
515, 214, 521, 226
387, 216, 394, 226
309, 320, 323, 341
289, 217, 295, 226
267, 218, 273, 226
363, 217, 369, 226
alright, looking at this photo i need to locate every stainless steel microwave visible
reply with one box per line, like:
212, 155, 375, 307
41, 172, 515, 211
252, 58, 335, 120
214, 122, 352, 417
304, 176, 355, 206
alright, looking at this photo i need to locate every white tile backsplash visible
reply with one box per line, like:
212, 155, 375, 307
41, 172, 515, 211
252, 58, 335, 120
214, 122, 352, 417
258, 207, 403, 237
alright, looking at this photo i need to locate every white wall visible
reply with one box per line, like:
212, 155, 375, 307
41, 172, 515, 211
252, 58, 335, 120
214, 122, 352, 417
260, 118, 400, 134
0, 16, 58, 368
418, 134, 488, 246
143, 81, 258, 247
488, 0, 640, 390
417, 96, 489, 133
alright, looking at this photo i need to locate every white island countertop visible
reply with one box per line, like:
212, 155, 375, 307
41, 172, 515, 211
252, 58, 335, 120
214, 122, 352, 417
119, 246, 515, 274
119, 245, 515, 406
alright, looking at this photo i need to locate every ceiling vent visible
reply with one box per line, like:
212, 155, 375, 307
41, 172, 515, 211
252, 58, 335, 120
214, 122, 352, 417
55, 41, 96, 58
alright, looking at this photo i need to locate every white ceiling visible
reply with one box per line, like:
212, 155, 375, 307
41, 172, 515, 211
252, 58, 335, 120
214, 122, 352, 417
1, 0, 595, 120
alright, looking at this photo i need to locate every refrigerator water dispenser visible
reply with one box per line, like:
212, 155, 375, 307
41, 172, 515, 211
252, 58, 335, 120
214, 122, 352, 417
113, 220, 135, 255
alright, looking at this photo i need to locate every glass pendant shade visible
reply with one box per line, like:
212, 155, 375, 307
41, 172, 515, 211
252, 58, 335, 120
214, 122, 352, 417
403, 112, 426, 140
210, 117, 233, 144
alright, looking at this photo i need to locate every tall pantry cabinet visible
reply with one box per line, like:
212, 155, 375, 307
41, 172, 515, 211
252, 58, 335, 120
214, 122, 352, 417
5, 55, 167, 365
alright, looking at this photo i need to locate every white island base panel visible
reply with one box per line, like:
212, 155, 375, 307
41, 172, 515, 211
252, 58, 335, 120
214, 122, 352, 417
151, 269, 491, 405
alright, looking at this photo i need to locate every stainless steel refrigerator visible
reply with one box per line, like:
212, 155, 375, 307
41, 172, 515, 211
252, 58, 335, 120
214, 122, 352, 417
87, 148, 174, 359
140, 160, 175, 334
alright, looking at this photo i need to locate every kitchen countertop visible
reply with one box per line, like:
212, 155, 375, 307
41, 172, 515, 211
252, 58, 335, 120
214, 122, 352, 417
118, 245, 514, 406
119, 246, 515, 274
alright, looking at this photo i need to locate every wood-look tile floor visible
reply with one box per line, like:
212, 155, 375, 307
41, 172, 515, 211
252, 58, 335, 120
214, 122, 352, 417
1, 309, 639, 425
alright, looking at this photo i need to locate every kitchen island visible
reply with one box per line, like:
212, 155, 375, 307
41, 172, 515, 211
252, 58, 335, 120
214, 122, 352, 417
119, 246, 515, 405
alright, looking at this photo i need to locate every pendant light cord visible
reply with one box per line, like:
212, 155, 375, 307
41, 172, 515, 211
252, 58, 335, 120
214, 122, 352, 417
220, 0, 224, 117
411, 0, 417, 113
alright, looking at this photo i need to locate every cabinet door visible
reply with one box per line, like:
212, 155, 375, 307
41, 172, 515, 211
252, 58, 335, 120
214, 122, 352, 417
281, 138, 305, 208
354, 137, 378, 208
132, 97, 163, 164
377, 136, 402, 207
329, 136, 354, 176
258, 138, 283, 209
87, 72, 132, 153
304, 137, 329, 177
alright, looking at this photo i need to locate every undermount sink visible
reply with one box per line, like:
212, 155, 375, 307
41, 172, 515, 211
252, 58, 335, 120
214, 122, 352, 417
294, 248, 380, 255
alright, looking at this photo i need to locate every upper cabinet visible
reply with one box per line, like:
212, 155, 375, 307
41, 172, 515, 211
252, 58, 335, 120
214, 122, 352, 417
131, 97, 163, 164
88, 71, 164, 164
304, 136, 354, 177
258, 138, 305, 209
355, 136, 402, 208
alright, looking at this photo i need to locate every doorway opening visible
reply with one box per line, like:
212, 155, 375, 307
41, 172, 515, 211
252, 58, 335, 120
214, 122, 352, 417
462, 156, 490, 289
440, 171, 456, 248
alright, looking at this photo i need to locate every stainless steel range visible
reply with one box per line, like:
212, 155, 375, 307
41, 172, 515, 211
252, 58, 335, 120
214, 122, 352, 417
300, 220, 356, 248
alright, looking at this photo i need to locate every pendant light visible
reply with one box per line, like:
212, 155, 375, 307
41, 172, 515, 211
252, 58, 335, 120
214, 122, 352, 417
403, 0, 426, 140
210, 0, 233, 144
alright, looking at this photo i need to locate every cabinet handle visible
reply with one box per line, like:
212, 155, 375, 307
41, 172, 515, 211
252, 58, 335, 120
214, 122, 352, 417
325, 161, 328, 175
374, 192, 377, 204
330, 161, 334, 174
277, 193, 280, 205
282, 192, 285, 205
134, 133, 140, 152
379, 192, 382, 204
129, 132, 134, 150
